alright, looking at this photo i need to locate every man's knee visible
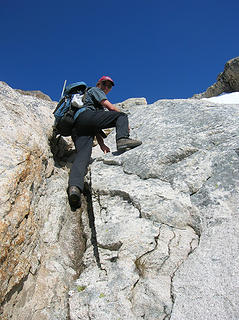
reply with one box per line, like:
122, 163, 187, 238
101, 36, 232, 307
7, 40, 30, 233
117, 111, 128, 120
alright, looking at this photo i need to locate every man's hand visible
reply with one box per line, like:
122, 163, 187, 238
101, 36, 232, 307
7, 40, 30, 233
100, 143, 110, 154
96, 133, 110, 154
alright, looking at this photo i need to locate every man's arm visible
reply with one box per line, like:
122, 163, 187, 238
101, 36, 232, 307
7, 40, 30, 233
101, 99, 130, 132
101, 99, 120, 112
96, 133, 110, 154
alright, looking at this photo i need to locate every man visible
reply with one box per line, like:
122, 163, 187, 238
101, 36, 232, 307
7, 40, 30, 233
68, 76, 142, 210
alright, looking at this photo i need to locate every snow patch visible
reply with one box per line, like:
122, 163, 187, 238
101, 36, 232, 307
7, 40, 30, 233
202, 92, 239, 104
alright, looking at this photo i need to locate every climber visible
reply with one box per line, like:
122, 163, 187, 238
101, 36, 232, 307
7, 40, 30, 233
67, 76, 142, 210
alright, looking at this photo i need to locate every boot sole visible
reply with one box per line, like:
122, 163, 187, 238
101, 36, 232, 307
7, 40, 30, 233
117, 143, 141, 151
69, 194, 81, 209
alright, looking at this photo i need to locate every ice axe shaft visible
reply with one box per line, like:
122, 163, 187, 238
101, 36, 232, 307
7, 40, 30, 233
60, 80, 67, 99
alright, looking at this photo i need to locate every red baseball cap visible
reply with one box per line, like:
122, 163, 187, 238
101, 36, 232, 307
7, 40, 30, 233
98, 76, 115, 86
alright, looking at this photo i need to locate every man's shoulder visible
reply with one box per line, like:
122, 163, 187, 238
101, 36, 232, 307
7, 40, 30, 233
88, 87, 106, 99
88, 86, 101, 93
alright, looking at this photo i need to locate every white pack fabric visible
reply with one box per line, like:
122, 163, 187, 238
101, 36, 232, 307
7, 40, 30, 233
71, 94, 84, 108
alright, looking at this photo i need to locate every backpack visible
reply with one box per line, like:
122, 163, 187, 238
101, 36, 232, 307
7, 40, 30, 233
53, 81, 87, 136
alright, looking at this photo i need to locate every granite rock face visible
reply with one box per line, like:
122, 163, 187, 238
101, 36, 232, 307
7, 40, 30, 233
0, 82, 83, 320
68, 98, 239, 320
193, 56, 239, 98
0, 81, 239, 320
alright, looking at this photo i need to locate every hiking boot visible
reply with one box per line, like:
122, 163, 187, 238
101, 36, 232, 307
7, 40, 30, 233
117, 138, 142, 151
68, 186, 81, 210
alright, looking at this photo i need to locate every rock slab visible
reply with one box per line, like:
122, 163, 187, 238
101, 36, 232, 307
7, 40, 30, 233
69, 97, 239, 319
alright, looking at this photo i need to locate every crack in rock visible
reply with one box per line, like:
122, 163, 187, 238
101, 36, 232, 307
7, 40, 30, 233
95, 188, 142, 218
129, 224, 199, 319
84, 180, 102, 270
134, 229, 161, 278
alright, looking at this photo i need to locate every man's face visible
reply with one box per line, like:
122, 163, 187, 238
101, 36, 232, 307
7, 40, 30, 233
101, 80, 113, 94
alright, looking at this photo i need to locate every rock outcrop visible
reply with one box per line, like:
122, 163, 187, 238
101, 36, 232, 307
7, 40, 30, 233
193, 56, 239, 98
0, 81, 239, 320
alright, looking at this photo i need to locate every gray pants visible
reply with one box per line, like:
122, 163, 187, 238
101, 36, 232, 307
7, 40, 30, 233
68, 109, 129, 191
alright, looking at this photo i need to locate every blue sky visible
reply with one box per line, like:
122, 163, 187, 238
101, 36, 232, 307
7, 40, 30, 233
1, 0, 238, 104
